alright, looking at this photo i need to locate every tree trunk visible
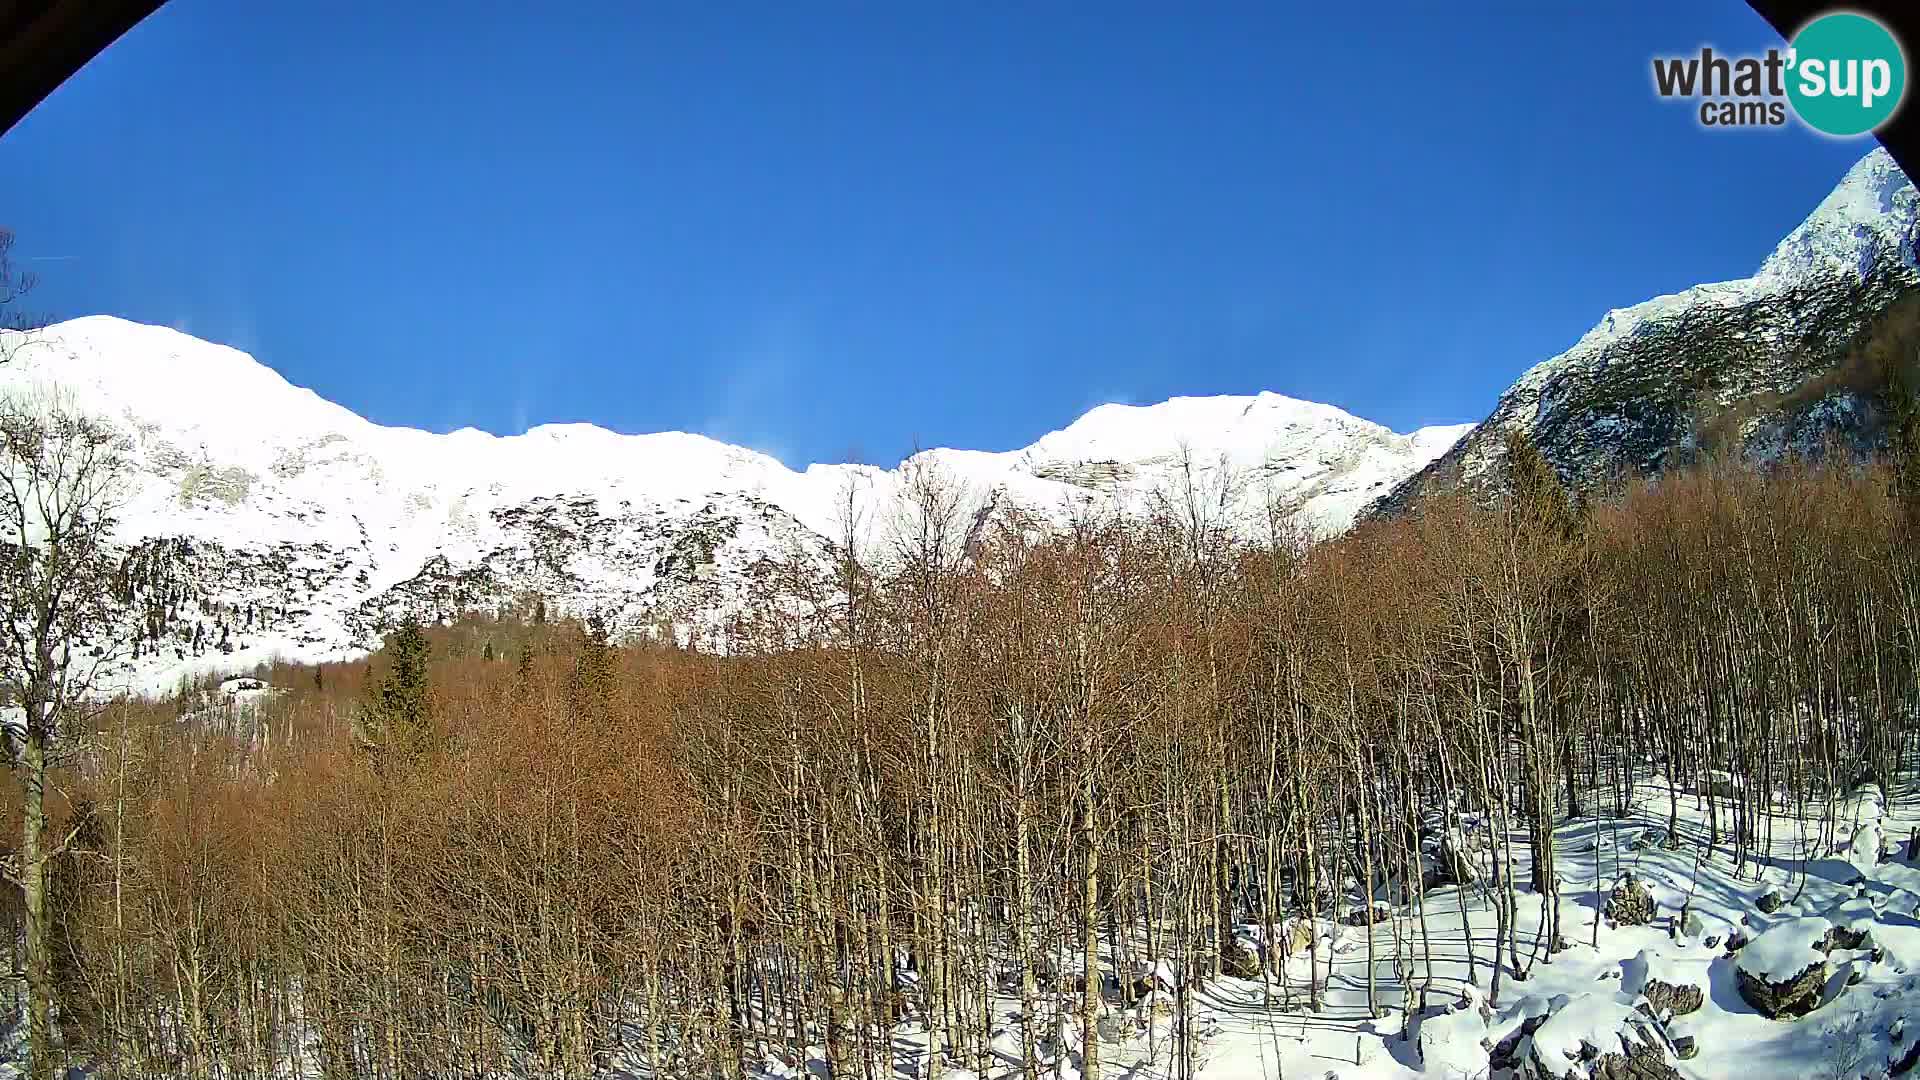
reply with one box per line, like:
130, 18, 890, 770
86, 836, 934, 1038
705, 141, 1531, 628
21, 714, 51, 1080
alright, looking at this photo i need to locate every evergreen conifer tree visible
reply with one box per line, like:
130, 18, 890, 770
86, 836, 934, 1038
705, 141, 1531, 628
570, 614, 615, 725
364, 620, 432, 753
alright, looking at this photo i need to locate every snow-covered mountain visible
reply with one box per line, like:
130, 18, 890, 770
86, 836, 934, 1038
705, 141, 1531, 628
0, 316, 1465, 690
1376, 147, 1920, 513
20, 148, 1908, 692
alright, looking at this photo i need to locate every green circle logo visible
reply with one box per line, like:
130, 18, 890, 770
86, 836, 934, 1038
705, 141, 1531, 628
1787, 12, 1907, 136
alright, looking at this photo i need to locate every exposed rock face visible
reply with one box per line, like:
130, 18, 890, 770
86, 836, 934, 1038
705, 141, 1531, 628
1607, 875, 1657, 926
1641, 980, 1702, 1020
1827, 923, 1872, 951
1622, 950, 1705, 1023
1756, 890, 1785, 915
1375, 149, 1920, 519
1735, 961, 1827, 1019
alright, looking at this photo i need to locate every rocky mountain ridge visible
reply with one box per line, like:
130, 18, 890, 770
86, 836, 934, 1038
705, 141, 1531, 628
1377, 148, 1920, 513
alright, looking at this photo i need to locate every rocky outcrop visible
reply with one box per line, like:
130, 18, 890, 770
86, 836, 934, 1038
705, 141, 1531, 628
1606, 874, 1656, 926
1622, 950, 1705, 1023
1640, 979, 1702, 1020
1736, 960, 1827, 1020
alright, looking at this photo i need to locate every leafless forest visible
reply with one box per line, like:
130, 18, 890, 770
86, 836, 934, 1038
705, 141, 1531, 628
0, 424, 1910, 1080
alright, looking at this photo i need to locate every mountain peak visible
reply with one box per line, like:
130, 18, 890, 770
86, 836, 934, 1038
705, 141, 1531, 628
1024, 390, 1419, 465
1375, 145, 1920, 519
1757, 147, 1917, 284
2, 315, 367, 450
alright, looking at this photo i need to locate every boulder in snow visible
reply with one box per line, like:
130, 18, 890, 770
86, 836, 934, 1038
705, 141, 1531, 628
1622, 950, 1704, 1020
1823, 896, 1877, 951
1605, 874, 1656, 926
1698, 770, 1744, 798
1675, 906, 1705, 940
1642, 978, 1702, 1020
1490, 1000, 1554, 1073
1220, 939, 1261, 979
1515, 992, 1679, 1080
1735, 916, 1834, 1019
1850, 820, 1886, 877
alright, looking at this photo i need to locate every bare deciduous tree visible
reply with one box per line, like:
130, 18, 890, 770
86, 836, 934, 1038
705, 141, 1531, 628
0, 230, 46, 365
0, 390, 126, 1079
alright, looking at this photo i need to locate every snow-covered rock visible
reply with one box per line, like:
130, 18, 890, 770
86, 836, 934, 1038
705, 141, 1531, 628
1621, 950, 1704, 1020
1606, 874, 1656, 926
1824, 896, 1879, 950
1515, 992, 1678, 1080
1699, 770, 1745, 798
1736, 916, 1835, 1019
1850, 821, 1887, 877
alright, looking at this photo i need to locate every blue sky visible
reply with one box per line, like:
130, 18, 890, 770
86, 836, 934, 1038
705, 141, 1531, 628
0, 1, 1882, 468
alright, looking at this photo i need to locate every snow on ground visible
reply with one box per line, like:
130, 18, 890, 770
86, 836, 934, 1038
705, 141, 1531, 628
718, 775, 1920, 1080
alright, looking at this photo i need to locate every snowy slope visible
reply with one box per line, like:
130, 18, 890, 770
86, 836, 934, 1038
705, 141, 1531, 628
1377, 147, 1920, 513
0, 317, 1464, 690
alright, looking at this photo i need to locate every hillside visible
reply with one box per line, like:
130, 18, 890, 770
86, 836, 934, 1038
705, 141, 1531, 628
1375, 148, 1920, 513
